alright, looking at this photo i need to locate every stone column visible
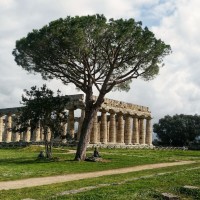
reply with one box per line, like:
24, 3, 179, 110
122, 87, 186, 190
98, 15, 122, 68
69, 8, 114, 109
33, 121, 41, 142
26, 126, 31, 142
139, 117, 145, 144
90, 112, 98, 144
87, 129, 90, 143
14, 131, 20, 142
100, 110, 107, 144
46, 127, 51, 141
59, 122, 67, 143
116, 112, 124, 143
77, 109, 85, 141
5, 114, 12, 143
109, 110, 116, 143
145, 118, 152, 145
12, 116, 20, 142
97, 121, 101, 143
124, 114, 132, 145
107, 121, 110, 142
20, 132, 24, 141
23, 129, 27, 142
0, 115, 3, 142
132, 116, 139, 144
24, 121, 31, 142
67, 109, 75, 138
40, 127, 44, 141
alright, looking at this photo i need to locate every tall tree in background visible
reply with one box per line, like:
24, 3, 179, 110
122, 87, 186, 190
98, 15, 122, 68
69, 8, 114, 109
17, 85, 69, 158
13, 14, 171, 160
153, 114, 200, 146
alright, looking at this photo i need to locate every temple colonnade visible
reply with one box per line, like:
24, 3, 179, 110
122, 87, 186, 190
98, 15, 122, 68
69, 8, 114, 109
0, 94, 152, 146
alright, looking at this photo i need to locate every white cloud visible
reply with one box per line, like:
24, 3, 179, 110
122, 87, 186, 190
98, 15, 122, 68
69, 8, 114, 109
0, 0, 200, 127
148, 0, 200, 122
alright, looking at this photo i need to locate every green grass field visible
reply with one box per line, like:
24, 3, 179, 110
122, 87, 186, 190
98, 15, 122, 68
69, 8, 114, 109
0, 146, 199, 199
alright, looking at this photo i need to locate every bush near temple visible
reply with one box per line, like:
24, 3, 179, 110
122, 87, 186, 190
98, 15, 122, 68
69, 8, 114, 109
153, 114, 200, 146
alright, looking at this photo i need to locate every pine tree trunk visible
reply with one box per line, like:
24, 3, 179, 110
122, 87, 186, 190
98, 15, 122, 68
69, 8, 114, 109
74, 107, 97, 160
45, 141, 52, 159
44, 125, 52, 159
74, 88, 105, 161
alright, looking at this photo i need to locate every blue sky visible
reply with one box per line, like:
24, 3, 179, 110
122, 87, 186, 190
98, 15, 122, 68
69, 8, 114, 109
1, 0, 200, 125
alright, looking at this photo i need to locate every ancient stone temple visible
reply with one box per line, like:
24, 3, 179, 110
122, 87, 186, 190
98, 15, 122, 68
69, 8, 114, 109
0, 94, 152, 146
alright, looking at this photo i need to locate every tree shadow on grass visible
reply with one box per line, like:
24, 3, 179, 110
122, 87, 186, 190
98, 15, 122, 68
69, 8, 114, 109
0, 155, 77, 166
0, 157, 64, 165
0, 158, 40, 165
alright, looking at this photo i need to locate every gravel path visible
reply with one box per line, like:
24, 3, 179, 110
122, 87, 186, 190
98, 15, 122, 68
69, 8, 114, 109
0, 160, 196, 190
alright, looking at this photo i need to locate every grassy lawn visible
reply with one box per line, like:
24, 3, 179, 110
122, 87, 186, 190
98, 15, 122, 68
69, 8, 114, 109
0, 146, 199, 200
0, 146, 199, 181
0, 163, 199, 199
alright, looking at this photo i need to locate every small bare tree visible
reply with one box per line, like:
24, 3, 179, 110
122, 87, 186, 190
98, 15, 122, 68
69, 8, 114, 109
17, 85, 69, 158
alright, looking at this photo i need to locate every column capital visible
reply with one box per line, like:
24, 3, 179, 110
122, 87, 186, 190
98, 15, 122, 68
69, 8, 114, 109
139, 115, 146, 119
7, 112, 13, 116
100, 108, 107, 113
124, 112, 131, 117
109, 109, 116, 114
117, 111, 124, 115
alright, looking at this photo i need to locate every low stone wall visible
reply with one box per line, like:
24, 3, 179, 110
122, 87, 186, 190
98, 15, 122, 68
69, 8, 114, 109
154, 146, 188, 150
87, 143, 154, 149
0, 141, 155, 149
0, 141, 75, 148
188, 144, 200, 150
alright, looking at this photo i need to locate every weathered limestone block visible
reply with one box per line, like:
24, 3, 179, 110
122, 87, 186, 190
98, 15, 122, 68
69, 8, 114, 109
183, 185, 199, 190
180, 185, 200, 196
161, 193, 180, 200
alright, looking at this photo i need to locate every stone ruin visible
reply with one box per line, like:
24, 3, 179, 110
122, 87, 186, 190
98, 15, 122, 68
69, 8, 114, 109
0, 94, 152, 146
